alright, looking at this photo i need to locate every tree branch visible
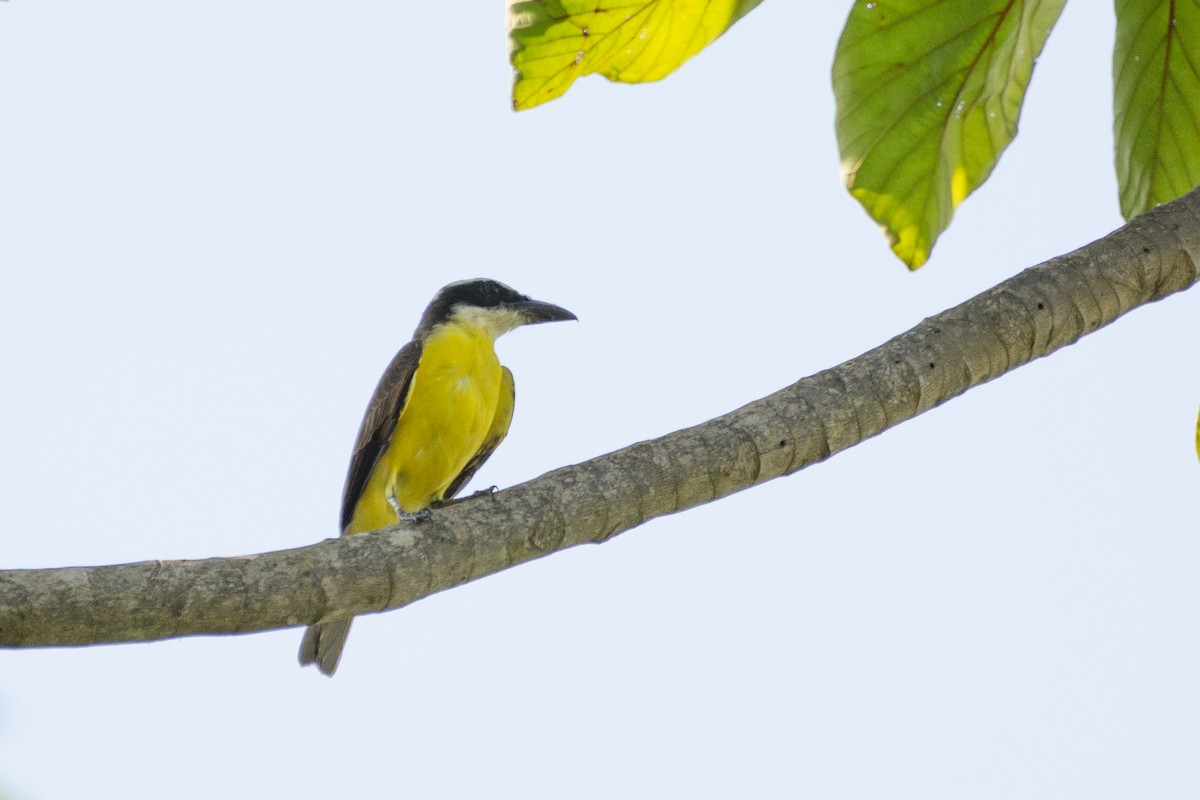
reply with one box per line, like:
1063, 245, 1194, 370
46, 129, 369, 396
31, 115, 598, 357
4, 187, 1199, 648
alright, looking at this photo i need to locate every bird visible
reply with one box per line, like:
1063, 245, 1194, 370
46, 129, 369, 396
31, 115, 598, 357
299, 278, 576, 675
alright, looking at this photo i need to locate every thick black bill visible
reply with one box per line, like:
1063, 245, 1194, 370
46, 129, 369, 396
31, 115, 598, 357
513, 299, 577, 324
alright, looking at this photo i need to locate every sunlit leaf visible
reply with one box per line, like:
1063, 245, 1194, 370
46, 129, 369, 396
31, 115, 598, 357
509, 0, 762, 111
833, 0, 1064, 269
1113, 0, 1200, 221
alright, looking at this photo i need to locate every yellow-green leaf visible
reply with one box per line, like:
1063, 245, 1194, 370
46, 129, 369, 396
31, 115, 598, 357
509, 0, 762, 111
833, 0, 1064, 269
1113, 0, 1200, 220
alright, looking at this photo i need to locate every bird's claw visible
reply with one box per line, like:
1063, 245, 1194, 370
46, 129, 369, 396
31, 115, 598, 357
388, 491, 432, 523
433, 486, 499, 509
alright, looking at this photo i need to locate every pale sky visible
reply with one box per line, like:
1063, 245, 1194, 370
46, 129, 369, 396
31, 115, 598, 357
2, 3, 1199, 799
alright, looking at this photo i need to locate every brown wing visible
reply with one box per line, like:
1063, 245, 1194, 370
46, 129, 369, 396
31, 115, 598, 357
441, 365, 515, 501
339, 340, 423, 532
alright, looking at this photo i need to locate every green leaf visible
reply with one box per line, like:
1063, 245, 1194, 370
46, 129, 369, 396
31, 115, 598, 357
509, 0, 763, 111
1113, 0, 1200, 221
833, 0, 1064, 269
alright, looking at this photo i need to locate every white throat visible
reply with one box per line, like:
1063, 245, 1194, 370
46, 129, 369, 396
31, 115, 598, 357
450, 305, 527, 340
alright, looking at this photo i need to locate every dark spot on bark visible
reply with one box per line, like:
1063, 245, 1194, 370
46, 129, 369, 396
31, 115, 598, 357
1037, 302, 1044, 310
928, 362, 936, 369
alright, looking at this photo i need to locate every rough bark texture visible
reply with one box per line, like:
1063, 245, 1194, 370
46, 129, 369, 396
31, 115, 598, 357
3, 187, 1199, 647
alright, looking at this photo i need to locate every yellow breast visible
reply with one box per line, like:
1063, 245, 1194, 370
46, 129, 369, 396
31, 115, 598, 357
346, 324, 504, 532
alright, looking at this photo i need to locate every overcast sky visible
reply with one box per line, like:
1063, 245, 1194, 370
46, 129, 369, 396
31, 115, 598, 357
3, 3, 1199, 799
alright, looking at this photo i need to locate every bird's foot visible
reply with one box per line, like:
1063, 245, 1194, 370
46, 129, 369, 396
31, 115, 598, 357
434, 486, 499, 508
397, 507, 432, 523
388, 492, 432, 523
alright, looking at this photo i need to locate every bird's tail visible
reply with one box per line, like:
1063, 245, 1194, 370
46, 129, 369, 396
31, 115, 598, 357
299, 619, 353, 676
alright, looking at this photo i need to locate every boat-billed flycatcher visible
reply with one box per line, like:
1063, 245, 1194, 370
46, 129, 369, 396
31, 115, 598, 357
299, 279, 576, 675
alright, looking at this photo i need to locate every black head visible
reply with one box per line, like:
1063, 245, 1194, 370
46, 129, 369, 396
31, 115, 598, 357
416, 278, 576, 338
